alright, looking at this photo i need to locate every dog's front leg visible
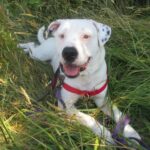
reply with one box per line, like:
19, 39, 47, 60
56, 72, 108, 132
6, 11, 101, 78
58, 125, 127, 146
59, 88, 114, 144
94, 94, 141, 140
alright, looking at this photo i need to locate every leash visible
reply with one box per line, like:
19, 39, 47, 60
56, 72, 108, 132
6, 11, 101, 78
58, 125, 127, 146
34, 67, 61, 102
112, 116, 150, 150
112, 116, 130, 145
24, 66, 62, 115
55, 87, 66, 109
49, 67, 60, 90
128, 137, 150, 150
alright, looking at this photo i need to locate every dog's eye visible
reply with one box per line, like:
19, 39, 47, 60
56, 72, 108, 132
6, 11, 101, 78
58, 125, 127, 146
59, 34, 65, 39
83, 34, 91, 39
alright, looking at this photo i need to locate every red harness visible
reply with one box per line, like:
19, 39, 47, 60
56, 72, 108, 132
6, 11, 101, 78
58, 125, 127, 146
63, 79, 108, 97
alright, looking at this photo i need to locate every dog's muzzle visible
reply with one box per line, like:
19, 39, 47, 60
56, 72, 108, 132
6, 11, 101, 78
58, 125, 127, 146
60, 57, 91, 78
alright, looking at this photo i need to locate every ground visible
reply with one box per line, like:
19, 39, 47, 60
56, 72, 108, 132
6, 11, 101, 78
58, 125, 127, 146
0, 1, 150, 150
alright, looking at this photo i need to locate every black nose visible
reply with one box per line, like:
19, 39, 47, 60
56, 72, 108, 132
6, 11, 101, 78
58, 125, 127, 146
62, 47, 78, 63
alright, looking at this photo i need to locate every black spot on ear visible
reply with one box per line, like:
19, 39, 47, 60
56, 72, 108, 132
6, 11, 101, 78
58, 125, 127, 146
104, 38, 107, 41
107, 30, 110, 35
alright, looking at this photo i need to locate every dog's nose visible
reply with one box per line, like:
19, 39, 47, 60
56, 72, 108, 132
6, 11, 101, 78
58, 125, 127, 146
62, 47, 78, 63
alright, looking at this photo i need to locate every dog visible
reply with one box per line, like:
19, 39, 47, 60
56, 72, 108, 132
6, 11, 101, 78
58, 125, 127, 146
18, 19, 141, 144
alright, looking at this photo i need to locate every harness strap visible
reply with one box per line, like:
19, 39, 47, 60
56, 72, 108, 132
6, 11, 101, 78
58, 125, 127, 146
63, 79, 108, 97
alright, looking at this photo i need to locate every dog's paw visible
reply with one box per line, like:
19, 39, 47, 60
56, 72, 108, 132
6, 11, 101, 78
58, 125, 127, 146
17, 44, 29, 53
17, 42, 34, 54
123, 124, 141, 140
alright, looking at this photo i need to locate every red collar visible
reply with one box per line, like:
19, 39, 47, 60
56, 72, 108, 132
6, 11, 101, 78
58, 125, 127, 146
63, 79, 108, 97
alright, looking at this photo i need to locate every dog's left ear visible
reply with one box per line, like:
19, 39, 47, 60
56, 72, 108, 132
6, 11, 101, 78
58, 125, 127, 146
93, 21, 111, 46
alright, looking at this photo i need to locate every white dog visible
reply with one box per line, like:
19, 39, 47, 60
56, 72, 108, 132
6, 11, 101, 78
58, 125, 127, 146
19, 19, 141, 144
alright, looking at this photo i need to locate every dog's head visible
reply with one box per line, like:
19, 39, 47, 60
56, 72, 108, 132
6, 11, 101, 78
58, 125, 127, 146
47, 19, 111, 78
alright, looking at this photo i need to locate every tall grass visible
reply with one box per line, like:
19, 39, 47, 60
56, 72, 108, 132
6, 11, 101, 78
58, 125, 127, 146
0, 1, 150, 149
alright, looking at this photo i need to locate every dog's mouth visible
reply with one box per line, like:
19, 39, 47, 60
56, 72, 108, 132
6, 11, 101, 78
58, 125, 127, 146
60, 58, 91, 78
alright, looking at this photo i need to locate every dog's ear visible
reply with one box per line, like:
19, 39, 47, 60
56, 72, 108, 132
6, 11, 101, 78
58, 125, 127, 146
48, 20, 61, 33
93, 21, 111, 46
46, 20, 63, 38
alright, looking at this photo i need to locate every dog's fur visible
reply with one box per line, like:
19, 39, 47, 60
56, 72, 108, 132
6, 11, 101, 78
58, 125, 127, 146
19, 19, 141, 144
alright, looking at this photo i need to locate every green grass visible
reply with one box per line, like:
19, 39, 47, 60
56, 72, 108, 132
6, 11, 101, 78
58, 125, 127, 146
0, 0, 150, 149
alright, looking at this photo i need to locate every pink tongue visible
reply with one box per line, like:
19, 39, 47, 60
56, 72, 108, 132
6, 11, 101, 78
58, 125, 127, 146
63, 64, 80, 77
